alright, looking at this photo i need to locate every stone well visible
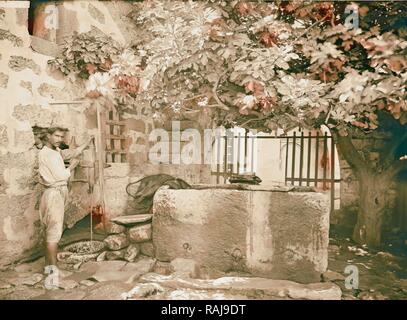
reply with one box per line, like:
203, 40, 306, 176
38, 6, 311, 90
152, 185, 330, 283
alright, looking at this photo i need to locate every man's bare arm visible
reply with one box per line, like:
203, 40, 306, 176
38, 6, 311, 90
68, 158, 80, 171
61, 137, 94, 160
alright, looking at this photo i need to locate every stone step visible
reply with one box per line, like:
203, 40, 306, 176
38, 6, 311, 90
128, 224, 152, 243
110, 214, 153, 226
139, 273, 342, 300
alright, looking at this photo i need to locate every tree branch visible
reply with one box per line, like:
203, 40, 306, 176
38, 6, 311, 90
239, 115, 271, 128
331, 129, 369, 175
212, 72, 230, 111
294, 13, 330, 41
183, 94, 206, 102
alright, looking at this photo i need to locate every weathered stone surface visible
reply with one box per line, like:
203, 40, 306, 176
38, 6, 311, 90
14, 257, 44, 273
0, 29, 23, 47
153, 187, 330, 283
75, 261, 141, 282
21, 273, 43, 286
20, 81, 32, 93
171, 258, 199, 278
12, 104, 56, 127
64, 261, 127, 284
106, 249, 126, 261
322, 270, 345, 282
140, 274, 342, 300
91, 270, 141, 283
80, 279, 96, 287
104, 234, 129, 251
0, 125, 8, 147
4, 287, 46, 300
80, 261, 127, 275
15, 8, 28, 27
35, 289, 86, 300
153, 261, 174, 275
9, 56, 41, 75
140, 241, 155, 257
14, 129, 35, 150
121, 257, 156, 275
83, 282, 133, 300
121, 283, 165, 300
78, 259, 154, 283
5, 272, 40, 287
56, 269, 73, 279
168, 288, 249, 300
96, 251, 107, 262
37, 83, 70, 100
0, 279, 12, 290
73, 262, 82, 270
0, 72, 9, 88
128, 224, 152, 243
55, 262, 75, 272
110, 214, 152, 226
30, 36, 61, 57
124, 245, 140, 262
95, 221, 126, 235
358, 291, 387, 300
58, 279, 79, 290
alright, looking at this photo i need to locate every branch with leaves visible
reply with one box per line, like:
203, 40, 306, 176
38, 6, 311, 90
49, 1, 406, 134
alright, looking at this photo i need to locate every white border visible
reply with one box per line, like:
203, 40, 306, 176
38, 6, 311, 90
0, 1, 30, 9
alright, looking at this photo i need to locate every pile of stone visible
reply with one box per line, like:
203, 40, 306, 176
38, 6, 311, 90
57, 214, 154, 267
96, 214, 154, 263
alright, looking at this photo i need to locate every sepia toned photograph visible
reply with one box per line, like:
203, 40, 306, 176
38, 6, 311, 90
0, 0, 406, 304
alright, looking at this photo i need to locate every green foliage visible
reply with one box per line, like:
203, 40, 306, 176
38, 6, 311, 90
51, 1, 407, 134
49, 30, 121, 80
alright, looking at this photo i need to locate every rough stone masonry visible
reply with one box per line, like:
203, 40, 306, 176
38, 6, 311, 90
153, 185, 330, 283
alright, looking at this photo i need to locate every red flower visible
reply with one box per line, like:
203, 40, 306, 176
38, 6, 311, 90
259, 31, 278, 47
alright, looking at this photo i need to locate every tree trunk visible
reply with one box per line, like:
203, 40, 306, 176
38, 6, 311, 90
352, 172, 391, 247
332, 129, 407, 247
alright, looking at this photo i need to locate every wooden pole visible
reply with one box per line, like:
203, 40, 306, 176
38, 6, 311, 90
95, 101, 107, 239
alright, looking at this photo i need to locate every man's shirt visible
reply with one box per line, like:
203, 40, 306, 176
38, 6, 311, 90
38, 145, 81, 187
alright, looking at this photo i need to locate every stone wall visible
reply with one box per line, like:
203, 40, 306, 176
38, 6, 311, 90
153, 185, 330, 283
0, 1, 90, 267
0, 1, 211, 268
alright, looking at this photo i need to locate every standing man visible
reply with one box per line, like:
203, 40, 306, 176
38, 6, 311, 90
38, 127, 93, 271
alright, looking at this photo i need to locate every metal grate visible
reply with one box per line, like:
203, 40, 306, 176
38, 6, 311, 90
212, 129, 342, 214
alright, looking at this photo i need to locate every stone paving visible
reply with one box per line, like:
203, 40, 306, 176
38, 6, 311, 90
0, 255, 341, 300
0, 228, 406, 300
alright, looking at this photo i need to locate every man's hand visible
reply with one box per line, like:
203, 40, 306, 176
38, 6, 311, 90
77, 136, 95, 154
86, 136, 95, 148
68, 158, 80, 171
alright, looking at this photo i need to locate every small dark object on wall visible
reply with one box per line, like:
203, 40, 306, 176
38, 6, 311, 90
229, 174, 262, 185
126, 174, 191, 215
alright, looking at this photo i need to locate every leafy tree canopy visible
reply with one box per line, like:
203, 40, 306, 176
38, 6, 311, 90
51, 1, 407, 135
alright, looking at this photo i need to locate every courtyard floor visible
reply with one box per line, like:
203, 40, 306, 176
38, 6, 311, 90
0, 227, 406, 300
